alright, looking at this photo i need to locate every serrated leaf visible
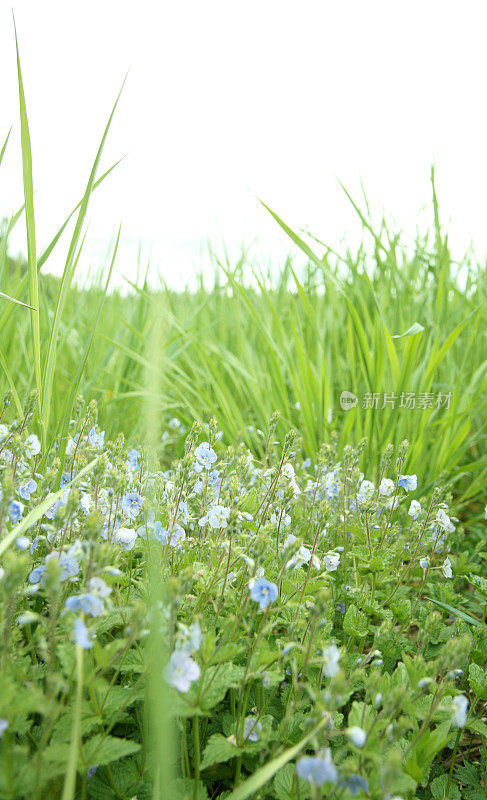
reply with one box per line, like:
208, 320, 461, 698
430, 773, 460, 799
82, 734, 140, 768
200, 733, 240, 770
343, 604, 368, 638
468, 663, 487, 699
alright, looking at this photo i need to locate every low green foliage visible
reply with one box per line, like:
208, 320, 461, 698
0, 400, 485, 799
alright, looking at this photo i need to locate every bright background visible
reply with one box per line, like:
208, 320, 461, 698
1, 0, 487, 287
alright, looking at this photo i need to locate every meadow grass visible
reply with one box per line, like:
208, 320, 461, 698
0, 39, 486, 800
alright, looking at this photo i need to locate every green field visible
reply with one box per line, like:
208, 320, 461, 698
0, 44, 486, 800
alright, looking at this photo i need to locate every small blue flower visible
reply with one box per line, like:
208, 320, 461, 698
15, 536, 30, 551
164, 650, 200, 692
121, 492, 144, 521
88, 426, 105, 449
208, 469, 220, 486
243, 717, 262, 742
9, 500, 24, 524
65, 593, 104, 617
339, 775, 369, 796
250, 577, 278, 610
29, 564, 47, 584
126, 449, 140, 470
87, 766, 98, 778
64, 578, 110, 618
74, 617, 93, 649
155, 522, 185, 547
193, 442, 217, 473
60, 473, 71, 488
398, 474, 417, 492
18, 478, 37, 501
198, 504, 230, 529
44, 499, 64, 520
296, 750, 338, 786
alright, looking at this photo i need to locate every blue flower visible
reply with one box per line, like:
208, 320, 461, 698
126, 449, 140, 470
29, 564, 47, 584
164, 650, 200, 692
74, 617, 93, 649
243, 717, 262, 742
65, 593, 104, 617
88, 426, 105, 449
9, 500, 24, 524
250, 577, 278, 610
44, 499, 64, 520
193, 442, 217, 473
15, 536, 30, 551
339, 775, 369, 796
121, 492, 144, 521
18, 478, 37, 500
198, 504, 231, 529
65, 580, 110, 617
398, 474, 417, 492
296, 750, 338, 786
87, 766, 98, 778
29, 545, 80, 585
155, 522, 185, 547
60, 473, 71, 488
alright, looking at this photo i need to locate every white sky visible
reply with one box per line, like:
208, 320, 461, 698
1, 0, 487, 288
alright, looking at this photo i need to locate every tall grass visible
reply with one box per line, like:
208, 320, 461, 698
0, 44, 486, 515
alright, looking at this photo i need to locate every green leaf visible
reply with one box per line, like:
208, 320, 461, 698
200, 733, 240, 770
391, 322, 425, 338
0, 290, 34, 309
273, 764, 309, 800
343, 604, 368, 638
168, 779, 209, 800
82, 734, 140, 768
468, 663, 487, 699
430, 774, 460, 799
425, 597, 482, 627
466, 717, 487, 738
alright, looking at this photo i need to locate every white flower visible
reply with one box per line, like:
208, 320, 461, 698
287, 545, 320, 571
357, 480, 375, 505
323, 552, 340, 572
24, 434, 41, 458
436, 508, 451, 531
452, 695, 468, 727
322, 644, 341, 677
442, 557, 453, 579
419, 557, 429, 570
379, 478, 394, 497
409, 500, 421, 519
0, 719, 8, 738
112, 527, 137, 551
347, 726, 366, 748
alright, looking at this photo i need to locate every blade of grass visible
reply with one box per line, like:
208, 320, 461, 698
14, 20, 42, 429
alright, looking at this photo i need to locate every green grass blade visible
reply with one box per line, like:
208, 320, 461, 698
226, 716, 328, 800
14, 21, 42, 428
40, 80, 125, 444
